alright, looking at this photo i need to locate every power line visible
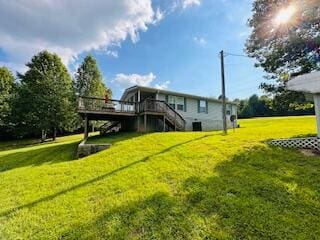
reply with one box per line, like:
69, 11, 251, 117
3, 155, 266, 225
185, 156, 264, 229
224, 52, 250, 58
227, 86, 262, 94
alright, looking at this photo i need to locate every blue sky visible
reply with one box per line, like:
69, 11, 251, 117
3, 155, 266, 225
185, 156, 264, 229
0, 0, 265, 100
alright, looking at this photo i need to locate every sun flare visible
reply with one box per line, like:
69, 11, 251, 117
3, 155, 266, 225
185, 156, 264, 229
274, 5, 296, 25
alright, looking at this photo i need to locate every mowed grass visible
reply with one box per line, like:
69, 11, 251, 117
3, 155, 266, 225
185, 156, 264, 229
0, 116, 319, 239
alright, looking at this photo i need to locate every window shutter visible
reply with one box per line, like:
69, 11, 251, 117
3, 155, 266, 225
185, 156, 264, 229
206, 101, 208, 114
184, 98, 187, 112
197, 100, 200, 113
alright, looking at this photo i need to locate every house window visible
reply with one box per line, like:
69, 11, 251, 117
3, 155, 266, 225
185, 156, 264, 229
226, 105, 232, 115
199, 100, 207, 113
167, 95, 185, 111
176, 97, 185, 111
168, 95, 175, 109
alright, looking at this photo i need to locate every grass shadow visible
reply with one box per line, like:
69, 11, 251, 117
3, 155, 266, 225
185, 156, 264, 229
290, 133, 317, 138
0, 138, 55, 151
182, 146, 320, 239
0, 135, 210, 218
0, 141, 80, 172
60, 192, 199, 240
59, 146, 320, 239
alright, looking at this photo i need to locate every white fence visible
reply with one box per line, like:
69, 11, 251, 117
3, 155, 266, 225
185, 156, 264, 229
269, 137, 320, 151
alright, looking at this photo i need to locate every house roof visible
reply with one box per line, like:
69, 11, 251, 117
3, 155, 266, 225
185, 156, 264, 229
121, 85, 238, 105
287, 71, 320, 94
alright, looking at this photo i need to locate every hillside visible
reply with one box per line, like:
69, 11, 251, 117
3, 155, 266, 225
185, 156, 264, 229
0, 116, 319, 239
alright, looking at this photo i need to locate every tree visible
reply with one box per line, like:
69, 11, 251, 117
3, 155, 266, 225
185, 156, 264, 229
14, 50, 76, 141
75, 55, 112, 132
0, 67, 15, 124
237, 94, 314, 118
247, 0, 320, 76
75, 55, 111, 98
246, 0, 320, 106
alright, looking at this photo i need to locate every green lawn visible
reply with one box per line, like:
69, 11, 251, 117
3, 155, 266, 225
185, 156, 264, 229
0, 116, 319, 239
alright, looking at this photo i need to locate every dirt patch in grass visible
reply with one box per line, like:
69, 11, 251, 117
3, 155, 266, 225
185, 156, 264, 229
299, 149, 320, 157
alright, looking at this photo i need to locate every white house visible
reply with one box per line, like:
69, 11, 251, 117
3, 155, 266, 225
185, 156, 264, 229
78, 85, 238, 135
121, 85, 238, 131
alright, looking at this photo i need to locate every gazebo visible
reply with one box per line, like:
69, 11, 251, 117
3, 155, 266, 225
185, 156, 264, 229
269, 71, 320, 151
288, 71, 320, 138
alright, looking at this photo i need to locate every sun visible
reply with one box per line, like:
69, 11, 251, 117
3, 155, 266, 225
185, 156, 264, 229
274, 5, 297, 25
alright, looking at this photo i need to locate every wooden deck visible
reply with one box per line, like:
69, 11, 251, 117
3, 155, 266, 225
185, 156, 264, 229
78, 96, 186, 138
78, 97, 137, 120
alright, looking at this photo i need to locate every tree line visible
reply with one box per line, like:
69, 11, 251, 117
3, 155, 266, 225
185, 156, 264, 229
236, 94, 314, 119
0, 50, 111, 141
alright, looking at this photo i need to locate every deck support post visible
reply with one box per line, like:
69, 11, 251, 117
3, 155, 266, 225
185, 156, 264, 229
163, 115, 166, 132
144, 114, 147, 132
84, 115, 89, 140
314, 94, 320, 138
137, 115, 140, 132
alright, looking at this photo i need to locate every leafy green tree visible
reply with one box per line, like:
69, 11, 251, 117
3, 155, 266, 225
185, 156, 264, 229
237, 94, 314, 118
0, 67, 15, 124
75, 55, 111, 98
75, 55, 112, 132
247, 0, 320, 76
246, 0, 320, 107
14, 50, 76, 141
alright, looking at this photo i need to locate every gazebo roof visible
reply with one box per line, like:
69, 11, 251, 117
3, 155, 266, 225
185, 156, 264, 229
287, 71, 320, 94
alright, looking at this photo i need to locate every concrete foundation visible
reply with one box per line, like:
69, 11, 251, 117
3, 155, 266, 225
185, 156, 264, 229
77, 140, 111, 158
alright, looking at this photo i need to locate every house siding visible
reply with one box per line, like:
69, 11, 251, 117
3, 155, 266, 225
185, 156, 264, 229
123, 91, 137, 102
159, 94, 237, 131
121, 89, 237, 132
157, 93, 166, 101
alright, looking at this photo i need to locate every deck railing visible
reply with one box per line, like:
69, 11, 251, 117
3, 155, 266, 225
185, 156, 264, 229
78, 96, 185, 130
78, 96, 136, 113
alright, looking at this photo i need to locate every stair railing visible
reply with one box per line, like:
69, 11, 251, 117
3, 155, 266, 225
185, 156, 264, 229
139, 98, 185, 130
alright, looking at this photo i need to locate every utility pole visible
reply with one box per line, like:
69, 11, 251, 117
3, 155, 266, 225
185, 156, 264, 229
220, 50, 227, 134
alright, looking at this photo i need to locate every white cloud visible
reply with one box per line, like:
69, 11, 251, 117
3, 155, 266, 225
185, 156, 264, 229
0, 0, 162, 70
113, 72, 170, 90
171, 0, 201, 11
155, 81, 170, 90
106, 50, 119, 58
182, 0, 201, 9
113, 73, 156, 89
153, 8, 164, 23
193, 36, 207, 46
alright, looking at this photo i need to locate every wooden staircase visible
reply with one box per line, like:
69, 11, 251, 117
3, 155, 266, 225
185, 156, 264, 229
100, 121, 121, 135
139, 98, 186, 131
